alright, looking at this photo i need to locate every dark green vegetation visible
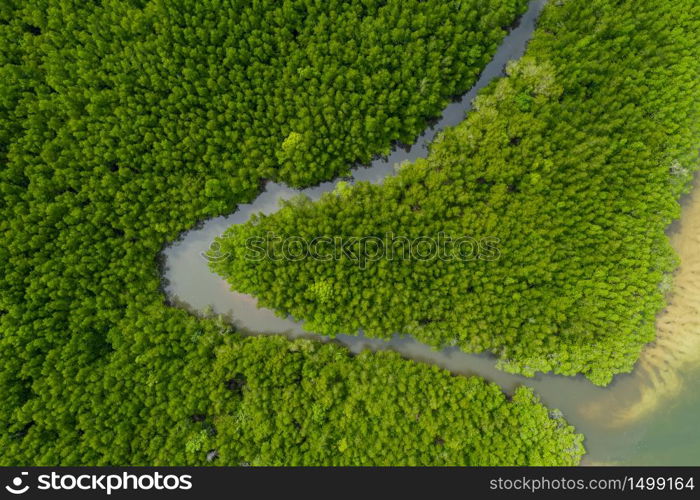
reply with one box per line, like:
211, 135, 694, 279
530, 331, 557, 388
209, 336, 583, 466
0, 0, 585, 466
213, 0, 700, 386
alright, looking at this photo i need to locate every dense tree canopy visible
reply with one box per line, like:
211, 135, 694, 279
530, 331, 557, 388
213, 0, 700, 386
208, 335, 583, 466
0, 0, 581, 466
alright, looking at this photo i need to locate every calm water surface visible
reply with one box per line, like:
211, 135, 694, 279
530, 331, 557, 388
162, 0, 700, 465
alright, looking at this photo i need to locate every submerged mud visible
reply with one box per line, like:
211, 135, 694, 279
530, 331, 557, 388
162, 0, 700, 464
582, 176, 700, 427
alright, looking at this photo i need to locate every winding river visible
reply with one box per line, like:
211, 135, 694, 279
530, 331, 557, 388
162, 0, 700, 465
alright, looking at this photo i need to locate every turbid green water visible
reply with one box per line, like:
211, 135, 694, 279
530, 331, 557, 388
637, 369, 700, 466
611, 367, 700, 466
162, 0, 700, 465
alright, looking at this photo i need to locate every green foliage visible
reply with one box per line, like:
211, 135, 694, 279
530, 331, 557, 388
185, 431, 209, 456
212, 0, 700, 386
0, 0, 574, 466
207, 336, 584, 466
307, 279, 334, 304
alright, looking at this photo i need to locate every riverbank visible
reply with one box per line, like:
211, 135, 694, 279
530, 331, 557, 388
161, 0, 700, 464
582, 174, 700, 428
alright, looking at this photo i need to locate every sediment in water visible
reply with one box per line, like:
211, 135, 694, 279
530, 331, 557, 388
582, 177, 700, 426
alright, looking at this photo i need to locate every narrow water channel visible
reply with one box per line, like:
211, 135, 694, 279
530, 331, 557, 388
162, 0, 700, 465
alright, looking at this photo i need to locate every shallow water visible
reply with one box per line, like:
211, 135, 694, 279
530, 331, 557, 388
163, 0, 547, 339
162, 0, 700, 465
